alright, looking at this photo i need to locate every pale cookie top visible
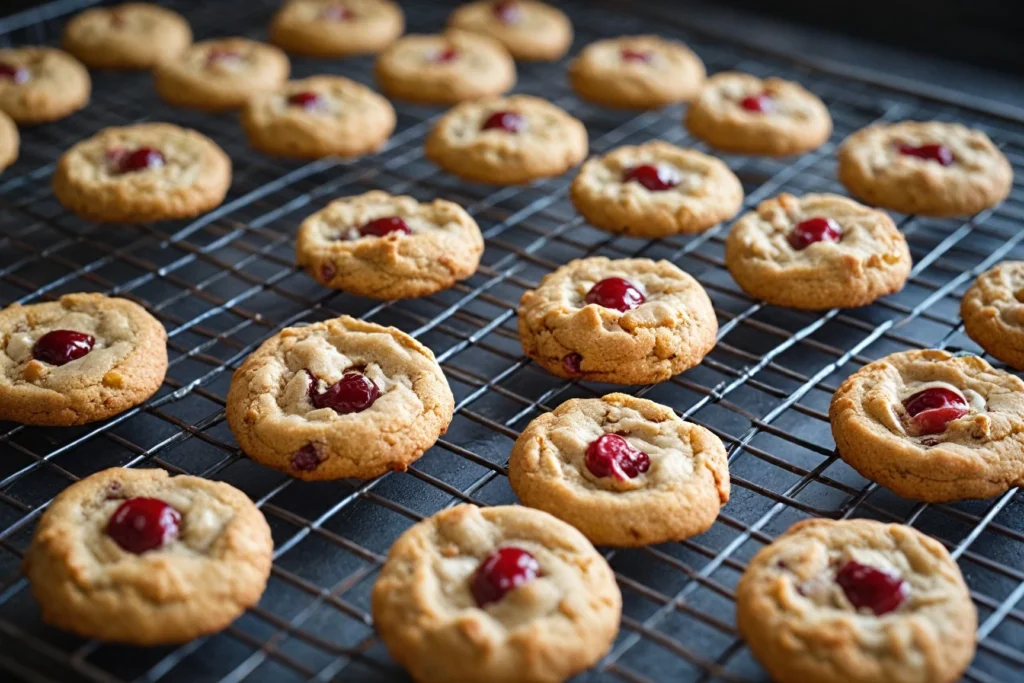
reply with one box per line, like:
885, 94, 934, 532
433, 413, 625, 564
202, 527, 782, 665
62, 3, 192, 68
448, 1, 573, 61
0, 47, 90, 123
961, 261, 1024, 369
0, 110, 18, 172
154, 37, 290, 105
270, 0, 404, 54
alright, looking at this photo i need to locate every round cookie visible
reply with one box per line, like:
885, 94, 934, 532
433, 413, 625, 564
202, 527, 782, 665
448, 0, 572, 62
371, 504, 621, 683
837, 120, 1013, 217
829, 349, 1024, 502
0, 47, 90, 124
568, 35, 706, 110
241, 75, 396, 159
24, 467, 273, 645
425, 94, 587, 185
61, 3, 192, 70
0, 293, 167, 426
509, 393, 729, 547
518, 256, 718, 385
375, 30, 515, 105
725, 193, 912, 310
53, 122, 231, 223
225, 316, 454, 481
961, 262, 1024, 370
269, 0, 404, 58
154, 37, 290, 112
570, 140, 743, 237
0, 110, 18, 172
737, 518, 976, 683
685, 72, 832, 156
295, 191, 484, 300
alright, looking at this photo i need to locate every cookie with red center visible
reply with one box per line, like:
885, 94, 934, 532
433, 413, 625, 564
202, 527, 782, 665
270, 0, 404, 58
725, 193, 912, 310
295, 190, 484, 299
241, 75, 396, 159
961, 261, 1024, 370
685, 71, 832, 156
24, 467, 272, 645
570, 140, 743, 237
569, 35, 706, 109
0, 110, 17, 172
838, 120, 1012, 217
0, 47, 90, 124
62, 3, 192, 70
371, 504, 621, 683
517, 256, 718, 385
829, 349, 1024, 501
509, 393, 729, 546
447, 0, 573, 62
737, 518, 976, 683
375, 30, 515, 105
225, 315, 454, 481
425, 94, 588, 185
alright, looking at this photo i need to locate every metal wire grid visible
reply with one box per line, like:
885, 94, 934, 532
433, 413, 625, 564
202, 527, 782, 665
0, 0, 1022, 681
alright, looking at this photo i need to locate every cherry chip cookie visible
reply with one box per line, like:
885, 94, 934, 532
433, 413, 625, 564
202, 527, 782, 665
838, 120, 1013, 217
725, 193, 912, 310
448, 1, 573, 63
0, 110, 18, 172
0, 47, 90, 124
62, 3, 192, 70
685, 72, 832, 156
25, 468, 273, 645
296, 191, 484, 300
518, 257, 718, 385
737, 518, 976, 683
226, 316, 454, 481
570, 140, 743, 237
830, 349, 1024, 502
0, 293, 167, 426
372, 504, 621, 683
961, 261, 1024, 370
270, 0, 405, 58
509, 394, 729, 547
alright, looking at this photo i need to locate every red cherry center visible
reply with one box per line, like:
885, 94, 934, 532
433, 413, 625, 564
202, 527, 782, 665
321, 4, 354, 20
433, 47, 459, 63
492, 0, 523, 24
106, 497, 182, 554
563, 353, 582, 375
0, 61, 29, 84
897, 143, 954, 166
621, 48, 652, 63
740, 93, 775, 113
470, 546, 540, 607
622, 164, 681, 192
359, 216, 411, 237
291, 444, 322, 471
32, 330, 95, 366
116, 147, 165, 174
835, 560, 909, 616
288, 91, 323, 110
585, 433, 651, 481
585, 277, 645, 312
481, 111, 525, 133
788, 216, 842, 250
902, 387, 969, 435
309, 371, 380, 414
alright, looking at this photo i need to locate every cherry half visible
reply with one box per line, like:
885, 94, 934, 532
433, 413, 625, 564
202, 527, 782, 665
563, 353, 582, 375
432, 47, 459, 63
835, 560, 909, 616
492, 0, 523, 24
621, 48, 652, 63
585, 277, 645, 313
360, 216, 411, 237
117, 147, 165, 174
481, 111, 525, 133
622, 164, 680, 192
902, 387, 969, 435
321, 4, 355, 20
291, 444, 322, 472
32, 330, 95, 366
897, 143, 954, 166
585, 433, 651, 481
740, 93, 775, 113
788, 216, 842, 251
470, 546, 540, 607
309, 371, 380, 414
106, 497, 182, 554
288, 91, 324, 110
0, 62, 29, 84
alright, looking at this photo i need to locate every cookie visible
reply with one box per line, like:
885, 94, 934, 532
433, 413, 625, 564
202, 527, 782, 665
0, 47, 90, 124
447, 1, 573, 62
737, 518, 975, 683
241, 75, 396, 159
568, 35, 705, 110
62, 3, 192, 70
0, 110, 17, 172
53, 122, 232, 223
425, 94, 587, 185
829, 349, 1024, 502
295, 191, 484, 300
269, 0, 404, 58
154, 37, 290, 112
961, 262, 1024, 370
225, 316, 454, 481
509, 393, 729, 547
24, 467, 273, 645
371, 504, 621, 683
684, 72, 832, 156
374, 30, 515, 105
570, 140, 743, 237
518, 257, 718, 385
725, 193, 912, 310
837, 120, 1013, 217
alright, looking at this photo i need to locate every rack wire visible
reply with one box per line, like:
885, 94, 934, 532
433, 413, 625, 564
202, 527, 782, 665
1, 0, 1023, 681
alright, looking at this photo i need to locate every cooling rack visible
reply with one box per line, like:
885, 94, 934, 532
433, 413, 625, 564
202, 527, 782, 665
1, 0, 1023, 681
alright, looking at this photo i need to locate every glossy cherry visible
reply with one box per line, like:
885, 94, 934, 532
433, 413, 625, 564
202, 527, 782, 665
902, 387, 969, 435
106, 497, 182, 554
622, 164, 680, 192
288, 91, 323, 110
310, 371, 380, 414
432, 46, 459, 63
117, 147, 165, 174
470, 546, 540, 607
897, 143, 954, 166
359, 216, 411, 237
836, 560, 909, 616
292, 444, 322, 472
585, 277, 645, 312
481, 111, 525, 133
492, 0, 522, 24
788, 216, 842, 250
321, 4, 354, 20
620, 48, 652, 63
740, 93, 775, 113
563, 353, 582, 375
0, 62, 29, 84
32, 330, 95, 366
585, 433, 651, 481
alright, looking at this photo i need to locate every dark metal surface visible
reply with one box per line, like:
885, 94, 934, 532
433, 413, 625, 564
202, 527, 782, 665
1, 1, 1023, 682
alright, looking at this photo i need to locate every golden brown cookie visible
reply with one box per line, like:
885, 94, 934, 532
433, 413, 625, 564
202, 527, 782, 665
961, 261, 1024, 370
53, 122, 232, 223
61, 3, 192, 70
0, 47, 90, 124
737, 518, 976, 683
570, 140, 743, 237
685, 72, 832, 156
448, 0, 573, 62
269, 0, 405, 58
829, 349, 1024, 502
725, 193, 912, 309
371, 504, 621, 683
0, 110, 18, 172
837, 120, 1013, 217
568, 35, 705, 109
24, 467, 273, 645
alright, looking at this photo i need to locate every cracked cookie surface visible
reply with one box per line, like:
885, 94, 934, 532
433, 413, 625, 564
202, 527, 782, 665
62, 3, 192, 70
961, 261, 1024, 370
270, 0, 404, 58
447, 0, 572, 62
0, 46, 90, 124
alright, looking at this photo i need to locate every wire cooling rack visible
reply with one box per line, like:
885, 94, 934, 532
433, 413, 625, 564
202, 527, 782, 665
1, 0, 1023, 681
